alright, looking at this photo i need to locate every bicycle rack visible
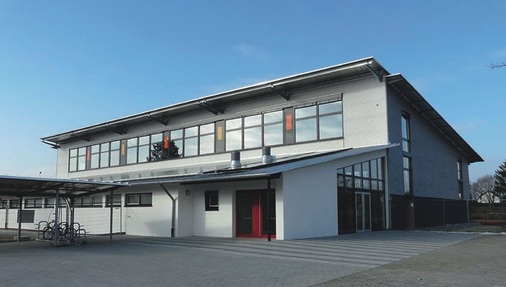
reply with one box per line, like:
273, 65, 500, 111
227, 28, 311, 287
36, 220, 87, 246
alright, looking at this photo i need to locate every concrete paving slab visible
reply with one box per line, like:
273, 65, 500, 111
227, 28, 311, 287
0, 231, 483, 287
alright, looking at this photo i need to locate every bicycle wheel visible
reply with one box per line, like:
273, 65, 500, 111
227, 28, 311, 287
42, 227, 54, 241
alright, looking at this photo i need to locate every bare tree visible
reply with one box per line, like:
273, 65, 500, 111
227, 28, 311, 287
472, 175, 498, 216
489, 62, 506, 69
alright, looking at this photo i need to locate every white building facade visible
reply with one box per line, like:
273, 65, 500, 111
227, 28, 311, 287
2, 57, 482, 240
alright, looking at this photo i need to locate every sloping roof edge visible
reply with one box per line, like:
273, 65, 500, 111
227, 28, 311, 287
385, 74, 483, 163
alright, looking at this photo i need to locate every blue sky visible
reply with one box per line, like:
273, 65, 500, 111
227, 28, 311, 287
0, 1, 504, 182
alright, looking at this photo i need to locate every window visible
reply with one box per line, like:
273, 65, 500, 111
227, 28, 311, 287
110, 141, 121, 166
0, 200, 7, 209
184, 126, 199, 157
90, 144, 100, 169
138, 136, 150, 163
100, 143, 110, 168
125, 193, 152, 207
170, 129, 183, 158
149, 133, 166, 161
44, 198, 66, 208
458, 159, 464, 199
69, 149, 78, 172
319, 101, 343, 139
403, 156, 412, 194
10, 199, 20, 209
106, 194, 122, 207
263, 111, 283, 146
25, 198, 43, 208
199, 124, 215, 155
244, 115, 262, 149
205, 190, 219, 211
295, 101, 343, 143
295, 106, 317, 142
337, 158, 385, 191
401, 113, 411, 153
226, 118, 243, 151
126, 138, 138, 164
75, 196, 102, 207
78, 147, 87, 171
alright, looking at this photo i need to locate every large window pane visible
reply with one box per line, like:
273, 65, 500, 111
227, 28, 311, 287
138, 145, 149, 162
171, 130, 183, 158
172, 139, 183, 157
184, 137, 198, 157
90, 154, 99, 169
185, 126, 198, 137
264, 123, 283, 146
200, 123, 214, 134
319, 114, 342, 139
295, 106, 316, 118
296, 118, 317, 142
226, 118, 242, 130
244, 115, 261, 127
69, 158, 77, 172
127, 147, 137, 164
264, 111, 282, 124
199, 134, 214, 155
110, 150, 120, 166
244, 126, 262, 149
319, 101, 342, 114
226, 130, 242, 151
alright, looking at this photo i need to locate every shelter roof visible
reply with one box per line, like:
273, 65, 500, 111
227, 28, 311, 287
0, 175, 129, 198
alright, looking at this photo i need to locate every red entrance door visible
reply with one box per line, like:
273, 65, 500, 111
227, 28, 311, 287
236, 190, 275, 238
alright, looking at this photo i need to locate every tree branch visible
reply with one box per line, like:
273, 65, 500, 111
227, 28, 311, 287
489, 62, 506, 69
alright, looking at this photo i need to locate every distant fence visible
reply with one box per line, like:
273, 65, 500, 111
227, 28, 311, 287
414, 198, 468, 228
469, 201, 506, 220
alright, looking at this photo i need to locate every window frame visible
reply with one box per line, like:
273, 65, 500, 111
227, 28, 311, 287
205, 190, 219, 211
106, 194, 122, 207
125, 193, 153, 207
24, 198, 44, 209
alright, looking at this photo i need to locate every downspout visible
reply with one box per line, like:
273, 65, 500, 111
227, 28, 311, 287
158, 183, 176, 237
267, 178, 272, 242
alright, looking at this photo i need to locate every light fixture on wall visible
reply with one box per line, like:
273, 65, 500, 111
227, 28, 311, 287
185, 190, 191, 196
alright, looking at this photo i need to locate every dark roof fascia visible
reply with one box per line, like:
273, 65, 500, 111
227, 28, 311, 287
42, 57, 386, 144
385, 74, 483, 163
0, 175, 129, 198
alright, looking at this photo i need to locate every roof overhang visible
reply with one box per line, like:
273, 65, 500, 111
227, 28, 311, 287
385, 74, 483, 163
42, 57, 388, 145
127, 144, 396, 186
0, 175, 129, 198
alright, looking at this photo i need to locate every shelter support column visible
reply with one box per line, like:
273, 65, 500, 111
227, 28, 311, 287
109, 189, 114, 242
17, 195, 22, 243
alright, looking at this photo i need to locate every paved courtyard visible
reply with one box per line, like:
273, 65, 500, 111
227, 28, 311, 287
0, 231, 503, 287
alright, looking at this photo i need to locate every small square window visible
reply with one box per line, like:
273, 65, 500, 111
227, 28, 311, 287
205, 190, 219, 211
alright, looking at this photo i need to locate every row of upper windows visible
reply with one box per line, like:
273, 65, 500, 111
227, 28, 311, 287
69, 100, 343, 172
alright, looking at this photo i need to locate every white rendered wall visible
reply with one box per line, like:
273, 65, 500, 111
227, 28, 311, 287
281, 161, 338, 240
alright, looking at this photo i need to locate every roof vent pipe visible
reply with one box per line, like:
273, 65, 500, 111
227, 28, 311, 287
262, 147, 273, 164
231, 151, 241, 169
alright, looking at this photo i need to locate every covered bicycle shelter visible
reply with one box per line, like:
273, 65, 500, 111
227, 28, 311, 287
0, 175, 129, 245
